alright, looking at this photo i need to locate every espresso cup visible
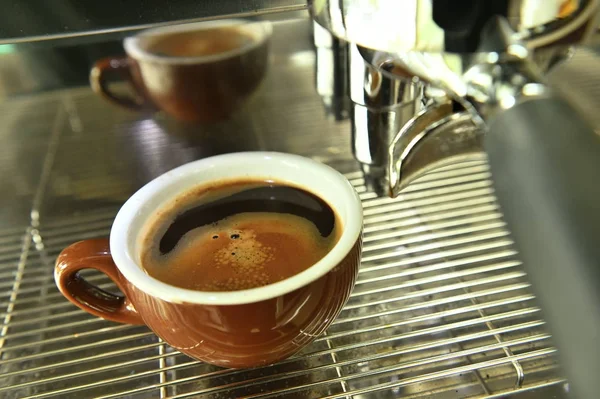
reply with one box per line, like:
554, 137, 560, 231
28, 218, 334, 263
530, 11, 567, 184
90, 19, 272, 123
55, 152, 363, 368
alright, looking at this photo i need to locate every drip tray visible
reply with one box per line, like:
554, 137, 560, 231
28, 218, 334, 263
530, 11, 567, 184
0, 160, 562, 398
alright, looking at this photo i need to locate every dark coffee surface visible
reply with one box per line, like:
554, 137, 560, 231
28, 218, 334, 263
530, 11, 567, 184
141, 180, 340, 292
147, 27, 253, 57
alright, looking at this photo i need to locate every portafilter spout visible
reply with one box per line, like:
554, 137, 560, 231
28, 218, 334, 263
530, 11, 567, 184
387, 103, 484, 197
311, 0, 598, 196
348, 44, 425, 196
310, 2, 600, 399
358, 11, 589, 196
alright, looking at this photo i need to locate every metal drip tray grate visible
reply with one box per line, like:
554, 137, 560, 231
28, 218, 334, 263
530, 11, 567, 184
6, 16, 596, 399
0, 159, 561, 398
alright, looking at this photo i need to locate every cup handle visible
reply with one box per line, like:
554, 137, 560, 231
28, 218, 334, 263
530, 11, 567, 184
54, 238, 145, 325
90, 56, 151, 111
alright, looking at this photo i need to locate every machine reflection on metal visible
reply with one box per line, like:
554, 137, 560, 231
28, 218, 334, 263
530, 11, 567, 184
389, 110, 485, 197
310, 0, 599, 197
312, 21, 350, 120
313, 21, 425, 195
349, 44, 424, 196
310, 0, 593, 54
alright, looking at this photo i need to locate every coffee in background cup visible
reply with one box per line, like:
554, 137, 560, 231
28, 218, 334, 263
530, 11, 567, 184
147, 26, 255, 58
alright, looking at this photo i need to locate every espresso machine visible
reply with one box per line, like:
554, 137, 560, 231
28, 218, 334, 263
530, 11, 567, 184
311, 1, 600, 398
2, 1, 600, 397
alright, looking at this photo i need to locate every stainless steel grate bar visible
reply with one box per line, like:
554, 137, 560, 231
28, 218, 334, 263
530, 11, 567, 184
312, 349, 557, 399
361, 234, 511, 263
11, 323, 551, 399
0, 228, 512, 303
0, 283, 532, 360
350, 272, 527, 300
0, 265, 523, 330
359, 243, 516, 274
344, 281, 530, 312
0, 248, 517, 320
356, 259, 520, 286
167, 349, 556, 399
320, 307, 541, 342
97, 335, 551, 399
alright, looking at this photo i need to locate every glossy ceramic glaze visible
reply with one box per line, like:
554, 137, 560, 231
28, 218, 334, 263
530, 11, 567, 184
55, 152, 363, 368
56, 237, 361, 368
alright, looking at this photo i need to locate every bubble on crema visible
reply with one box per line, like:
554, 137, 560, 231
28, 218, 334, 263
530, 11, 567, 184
214, 229, 275, 271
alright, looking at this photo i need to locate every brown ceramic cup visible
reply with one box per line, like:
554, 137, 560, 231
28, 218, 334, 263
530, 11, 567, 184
90, 20, 271, 123
55, 152, 363, 368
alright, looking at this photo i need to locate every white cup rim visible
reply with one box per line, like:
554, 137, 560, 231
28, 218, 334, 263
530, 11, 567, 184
124, 19, 272, 65
110, 152, 363, 305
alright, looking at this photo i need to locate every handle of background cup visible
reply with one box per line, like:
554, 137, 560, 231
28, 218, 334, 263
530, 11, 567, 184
90, 56, 150, 111
54, 238, 145, 325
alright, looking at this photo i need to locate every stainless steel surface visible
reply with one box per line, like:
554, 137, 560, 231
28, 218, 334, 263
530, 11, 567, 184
388, 106, 484, 196
1, 154, 565, 397
0, 0, 306, 45
6, 15, 599, 399
1, 157, 564, 399
351, 8, 595, 118
309, 0, 596, 53
313, 22, 350, 120
312, 20, 426, 196
310, 0, 599, 198
547, 46, 600, 124
349, 44, 424, 196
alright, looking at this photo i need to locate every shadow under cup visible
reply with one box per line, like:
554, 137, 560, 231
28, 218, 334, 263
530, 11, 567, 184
54, 153, 363, 368
90, 20, 272, 123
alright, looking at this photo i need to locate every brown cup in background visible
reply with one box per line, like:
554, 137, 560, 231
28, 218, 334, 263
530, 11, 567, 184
90, 20, 272, 123
54, 152, 364, 368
